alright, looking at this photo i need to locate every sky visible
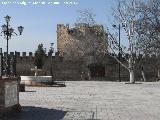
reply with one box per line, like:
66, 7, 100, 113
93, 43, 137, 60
0, 0, 121, 54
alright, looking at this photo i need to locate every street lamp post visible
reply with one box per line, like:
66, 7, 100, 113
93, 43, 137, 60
50, 43, 54, 84
113, 23, 125, 82
118, 24, 121, 82
1, 15, 24, 77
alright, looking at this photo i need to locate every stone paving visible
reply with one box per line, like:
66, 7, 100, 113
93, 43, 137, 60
6, 81, 160, 120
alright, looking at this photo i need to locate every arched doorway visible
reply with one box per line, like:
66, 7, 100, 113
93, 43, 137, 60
88, 64, 105, 78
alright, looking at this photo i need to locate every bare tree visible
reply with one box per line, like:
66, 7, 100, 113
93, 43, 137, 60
134, 0, 160, 79
76, 9, 96, 25
135, 0, 160, 55
108, 0, 142, 83
100, 0, 159, 82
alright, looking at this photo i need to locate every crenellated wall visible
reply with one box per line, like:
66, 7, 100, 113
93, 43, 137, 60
11, 51, 81, 80
4, 51, 160, 81
104, 53, 160, 81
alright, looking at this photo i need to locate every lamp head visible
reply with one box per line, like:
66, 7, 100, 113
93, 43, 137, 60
4, 15, 11, 23
1, 24, 7, 31
18, 26, 24, 35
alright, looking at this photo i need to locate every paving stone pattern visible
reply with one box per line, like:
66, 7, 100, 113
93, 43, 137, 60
6, 81, 160, 120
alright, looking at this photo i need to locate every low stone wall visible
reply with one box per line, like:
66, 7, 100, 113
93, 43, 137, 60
20, 76, 52, 85
0, 77, 20, 116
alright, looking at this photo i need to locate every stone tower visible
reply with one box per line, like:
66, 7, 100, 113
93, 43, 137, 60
57, 23, 108, 63
57, 24, 70, 57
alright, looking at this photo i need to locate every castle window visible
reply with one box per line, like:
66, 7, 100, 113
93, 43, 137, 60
68, 29, 74, 34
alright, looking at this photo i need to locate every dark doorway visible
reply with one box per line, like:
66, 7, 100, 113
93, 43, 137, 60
89, 64, 105, 77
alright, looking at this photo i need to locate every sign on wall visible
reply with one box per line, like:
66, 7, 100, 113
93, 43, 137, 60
5, 81, 18, 107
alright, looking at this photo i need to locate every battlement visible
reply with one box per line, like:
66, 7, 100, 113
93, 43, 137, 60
57, 24, 69, 31
107, 53, 160, 60
2, 51, 61, 58
2, 51, 159, 60
74, 23, 103, 29
57, 23, 104, 34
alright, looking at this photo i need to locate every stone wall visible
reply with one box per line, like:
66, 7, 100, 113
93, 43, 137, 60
105, 54, 160, 82
15, 52, 82, 80
12, 51, 160, 81
0, 78, 20, 115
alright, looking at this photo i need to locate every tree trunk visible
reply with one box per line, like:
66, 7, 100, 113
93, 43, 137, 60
157, 68, 160, 82
141, 71, 146, 82
130, 70, 134, 83
158, 68, 160, 78
129, 57, 135, 83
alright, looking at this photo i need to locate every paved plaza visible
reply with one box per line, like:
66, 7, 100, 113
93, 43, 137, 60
6, 81, 160, 120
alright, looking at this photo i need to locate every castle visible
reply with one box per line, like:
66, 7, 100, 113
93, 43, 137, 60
3, 23, 160, 81
57, 23, 107, 59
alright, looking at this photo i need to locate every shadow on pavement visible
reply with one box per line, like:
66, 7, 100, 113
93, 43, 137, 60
6, 106, 67, 120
